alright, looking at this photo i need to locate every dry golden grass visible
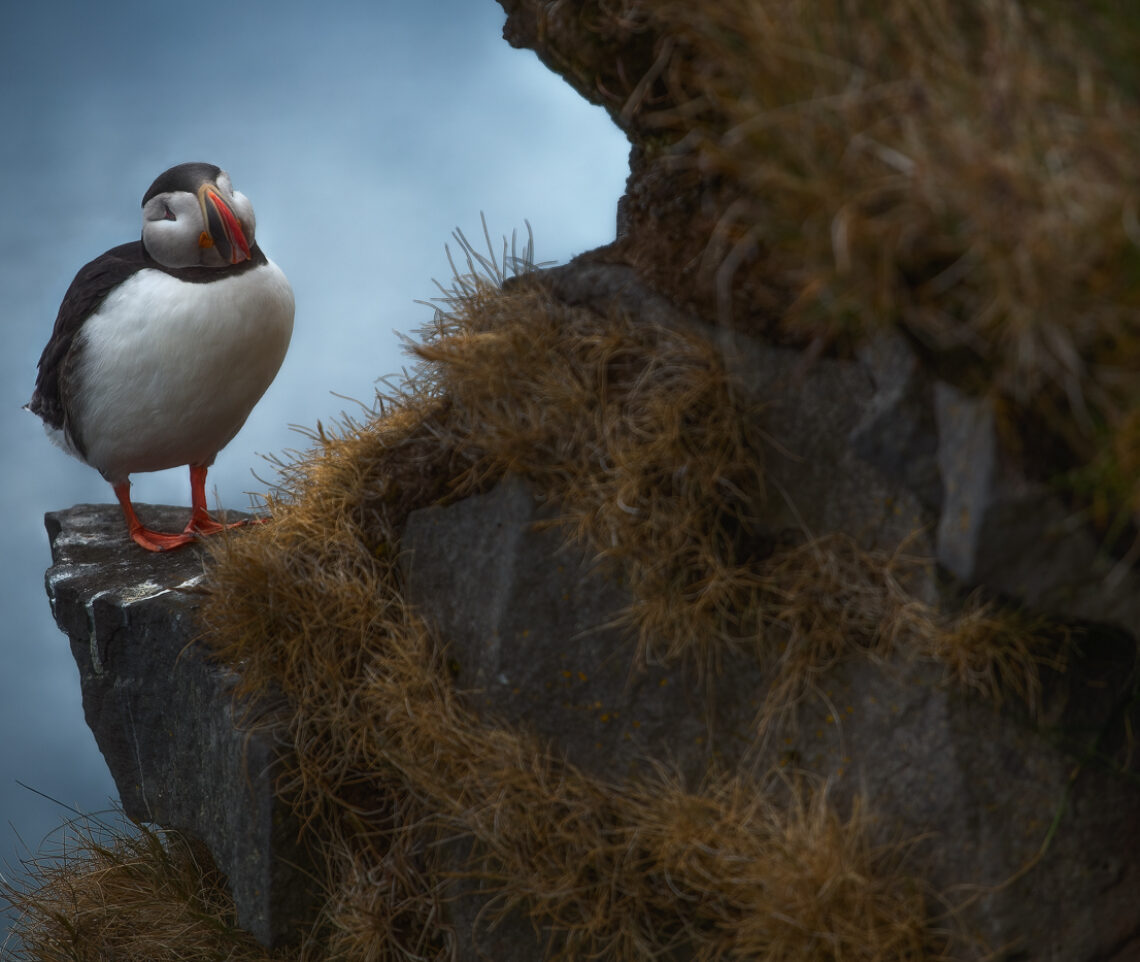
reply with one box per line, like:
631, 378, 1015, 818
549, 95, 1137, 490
755, 535, 1069, 728
581, 0, 1140, 531
202, 401, 463, 961
420, 261, 1066, 718
202, 480, 944, 960
414, 261, 768, 671
418, 234, 1067, 703
630, 0, 1140, 394
1, 815, 285, 962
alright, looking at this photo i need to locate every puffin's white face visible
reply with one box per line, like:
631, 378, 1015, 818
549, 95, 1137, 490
141, 170, 256, 269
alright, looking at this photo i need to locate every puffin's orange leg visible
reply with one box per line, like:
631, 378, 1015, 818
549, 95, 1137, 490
113, 481, 197, 552
184, 464, 264, 536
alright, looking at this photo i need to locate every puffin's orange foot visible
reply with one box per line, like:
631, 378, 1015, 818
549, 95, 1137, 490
129, 526, 199, 552
184, 514, 269, 536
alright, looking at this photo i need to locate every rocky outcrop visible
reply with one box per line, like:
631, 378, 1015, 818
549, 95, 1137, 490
44, 348, 1140, 959
400, 277, 1140, 956
403, 472, 1140, 960
43, 505, 317, 949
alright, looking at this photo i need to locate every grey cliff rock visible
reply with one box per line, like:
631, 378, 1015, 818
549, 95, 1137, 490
400, 471, 1140, 962
934, 381, 1140, 632
44, 504, 317, 948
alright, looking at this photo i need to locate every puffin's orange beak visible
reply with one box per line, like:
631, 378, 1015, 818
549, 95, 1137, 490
197, 184, 251, 264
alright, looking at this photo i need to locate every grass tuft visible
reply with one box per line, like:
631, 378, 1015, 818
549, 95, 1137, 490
414, 253, 769, 671
1, 813, 284, 962
755, 535, 1068, 728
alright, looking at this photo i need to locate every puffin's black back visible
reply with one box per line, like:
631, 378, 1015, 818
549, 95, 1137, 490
28, 242, 151, 437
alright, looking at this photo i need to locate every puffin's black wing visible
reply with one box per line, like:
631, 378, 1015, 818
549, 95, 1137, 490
28, 241, 149, 434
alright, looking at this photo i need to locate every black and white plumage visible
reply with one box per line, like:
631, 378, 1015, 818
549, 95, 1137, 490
28, 162, 294, 551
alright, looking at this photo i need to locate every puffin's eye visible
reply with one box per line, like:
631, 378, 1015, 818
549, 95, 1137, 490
162, 203, 176, 221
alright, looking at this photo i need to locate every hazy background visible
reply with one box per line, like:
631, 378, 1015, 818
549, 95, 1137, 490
0, 0, 627, 939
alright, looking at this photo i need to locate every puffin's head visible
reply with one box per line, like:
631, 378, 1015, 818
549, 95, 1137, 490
140, 162, 255, 269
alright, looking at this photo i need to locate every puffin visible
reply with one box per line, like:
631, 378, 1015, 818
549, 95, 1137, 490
27, 162, 294, 551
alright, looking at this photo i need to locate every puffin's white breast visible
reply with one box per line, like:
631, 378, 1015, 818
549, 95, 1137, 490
73, 261, 294, 481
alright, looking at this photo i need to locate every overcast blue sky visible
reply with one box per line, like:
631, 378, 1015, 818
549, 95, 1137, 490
0, 0, 628, 938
